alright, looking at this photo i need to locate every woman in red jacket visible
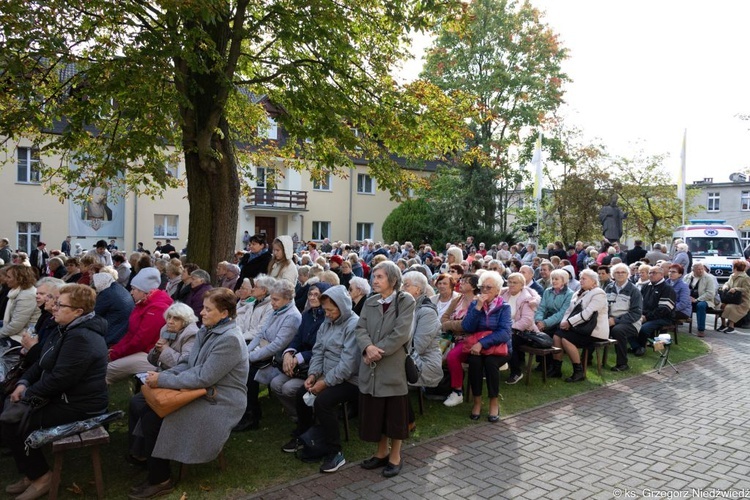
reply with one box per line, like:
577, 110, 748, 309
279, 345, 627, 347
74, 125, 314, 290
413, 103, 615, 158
106, 268, 173, 385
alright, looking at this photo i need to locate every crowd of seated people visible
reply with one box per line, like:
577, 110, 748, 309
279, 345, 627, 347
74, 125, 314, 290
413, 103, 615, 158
0, 231, 739, 497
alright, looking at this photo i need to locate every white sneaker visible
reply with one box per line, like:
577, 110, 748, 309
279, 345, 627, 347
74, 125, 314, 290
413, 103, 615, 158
443, 391, 464, 407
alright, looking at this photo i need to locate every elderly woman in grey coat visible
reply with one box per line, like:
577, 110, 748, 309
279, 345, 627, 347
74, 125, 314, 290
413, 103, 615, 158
282, 285, 360, 473
234, 279, 302, 431
129, 288, 248, 499
147, 302, 199, 371
356, 261, 415, 478
401, 272, 443, 389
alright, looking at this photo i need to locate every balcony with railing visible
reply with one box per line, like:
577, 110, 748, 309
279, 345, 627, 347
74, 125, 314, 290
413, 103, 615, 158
245, 188, 308, 211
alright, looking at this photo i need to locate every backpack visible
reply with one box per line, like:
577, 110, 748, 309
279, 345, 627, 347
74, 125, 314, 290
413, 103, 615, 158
295, 425, 328, 462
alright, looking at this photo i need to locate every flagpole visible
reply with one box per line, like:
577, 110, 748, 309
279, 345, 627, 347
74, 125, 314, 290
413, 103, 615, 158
680, 129, 687, 225
533, 132, 543, 244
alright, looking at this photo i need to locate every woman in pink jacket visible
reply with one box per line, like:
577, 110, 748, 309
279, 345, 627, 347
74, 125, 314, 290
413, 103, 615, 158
502, 272, 540, 385
106, 268, 173, 384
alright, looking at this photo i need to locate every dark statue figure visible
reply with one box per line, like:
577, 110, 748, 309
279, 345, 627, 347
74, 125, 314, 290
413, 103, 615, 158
599, 195, 626, 242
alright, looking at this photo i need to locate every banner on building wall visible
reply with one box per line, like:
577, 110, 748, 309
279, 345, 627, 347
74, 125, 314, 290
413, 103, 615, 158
68, 185, 125, 237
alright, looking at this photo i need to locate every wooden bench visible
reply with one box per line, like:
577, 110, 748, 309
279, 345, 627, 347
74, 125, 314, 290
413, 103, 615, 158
50, 427, 109, 500
517, 345, 563, 385
461, 362, 509, 400
688, 307, 722, 334
656, 320, 683, 344
582, 338, 618, 376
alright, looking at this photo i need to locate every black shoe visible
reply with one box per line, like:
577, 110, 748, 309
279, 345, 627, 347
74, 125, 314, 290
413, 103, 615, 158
282, 438, 303, 453
382, 461, 403, 478
128, 479, 174, 499
487, 414, 500, 423
126, 455, 148, 468
361, 456, 389, 470
505, 373, 523, 385
232, 415, 259, 432
129, 480, 151, 495
633, 347, 646, 357
565, 363, 586, 383
547, 360, 563, 378
611, 364, 630, 372
319, 452, 346, 473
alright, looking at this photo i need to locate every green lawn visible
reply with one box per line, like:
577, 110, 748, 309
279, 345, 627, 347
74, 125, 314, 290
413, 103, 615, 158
0, 334, 710, 498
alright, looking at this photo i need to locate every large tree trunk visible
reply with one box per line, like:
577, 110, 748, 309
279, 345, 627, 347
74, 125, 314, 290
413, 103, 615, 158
183, 117, 240, 277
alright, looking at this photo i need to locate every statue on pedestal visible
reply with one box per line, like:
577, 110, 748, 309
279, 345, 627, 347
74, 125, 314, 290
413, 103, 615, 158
599, 195, 626, 243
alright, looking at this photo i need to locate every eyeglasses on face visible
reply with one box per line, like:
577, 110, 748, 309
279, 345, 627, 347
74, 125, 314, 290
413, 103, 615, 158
479, 285, 495, 291
53, 301, 79, 310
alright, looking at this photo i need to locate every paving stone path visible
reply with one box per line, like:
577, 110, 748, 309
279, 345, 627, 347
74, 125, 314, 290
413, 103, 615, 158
250, 331, 750, 499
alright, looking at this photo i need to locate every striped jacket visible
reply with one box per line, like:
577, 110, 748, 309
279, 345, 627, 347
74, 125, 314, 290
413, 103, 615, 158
640, 279, 676, 322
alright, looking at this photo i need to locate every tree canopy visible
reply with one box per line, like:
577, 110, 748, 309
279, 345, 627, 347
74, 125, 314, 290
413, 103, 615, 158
420, 0, 569, 232
0, 0, 472, 272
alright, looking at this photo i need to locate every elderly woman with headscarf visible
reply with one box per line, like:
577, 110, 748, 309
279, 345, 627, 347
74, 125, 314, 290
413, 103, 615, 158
281, 285, 360, 473
106, 268, 173, 384
93, 269, 135, 346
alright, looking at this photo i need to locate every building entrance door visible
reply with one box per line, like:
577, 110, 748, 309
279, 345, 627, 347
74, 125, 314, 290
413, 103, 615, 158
255, 217, 276, 243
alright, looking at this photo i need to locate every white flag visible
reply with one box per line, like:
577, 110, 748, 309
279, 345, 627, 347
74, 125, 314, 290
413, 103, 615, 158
677, 129, 686, 201
531, 133, 543, 200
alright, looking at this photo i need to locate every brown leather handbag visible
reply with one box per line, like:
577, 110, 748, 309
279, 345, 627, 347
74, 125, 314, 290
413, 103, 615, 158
141, 385, 207, 418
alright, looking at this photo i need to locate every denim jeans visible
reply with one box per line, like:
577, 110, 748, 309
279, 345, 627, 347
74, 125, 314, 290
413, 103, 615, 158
694, 301, 707, 331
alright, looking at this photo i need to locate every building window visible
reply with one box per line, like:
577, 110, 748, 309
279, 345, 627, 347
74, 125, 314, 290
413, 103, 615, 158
312, 221, 330, 240
357, 174, 374, 194
259, 117, 278, 140
17, 222, 41, 254
154, 215, 179, 238
707, 192, 720, 212
356, 223, 374, 241
17, 147, 41, 184
166, 161, 179, 178
313, 172, 331, 191
742, 192, 750, 211
741, 231, 750, 249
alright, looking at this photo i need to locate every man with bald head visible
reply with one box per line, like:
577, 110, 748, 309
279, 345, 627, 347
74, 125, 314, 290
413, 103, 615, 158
520, 265, 544, 296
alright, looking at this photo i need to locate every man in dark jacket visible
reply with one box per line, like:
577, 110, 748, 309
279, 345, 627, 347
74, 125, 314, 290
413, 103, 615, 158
635, 266, 675, 355
626, 240, 647, 265
606, 264, 643, 371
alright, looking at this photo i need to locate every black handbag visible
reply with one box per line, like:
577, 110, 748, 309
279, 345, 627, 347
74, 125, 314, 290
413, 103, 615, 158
515, 330, 553, 349
719, 289, 742, 305
403, 344, 421, 384
569, 301, 598, 336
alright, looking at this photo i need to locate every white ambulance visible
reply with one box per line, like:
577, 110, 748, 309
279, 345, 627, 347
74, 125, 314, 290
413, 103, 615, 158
672, 220, 744, 281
